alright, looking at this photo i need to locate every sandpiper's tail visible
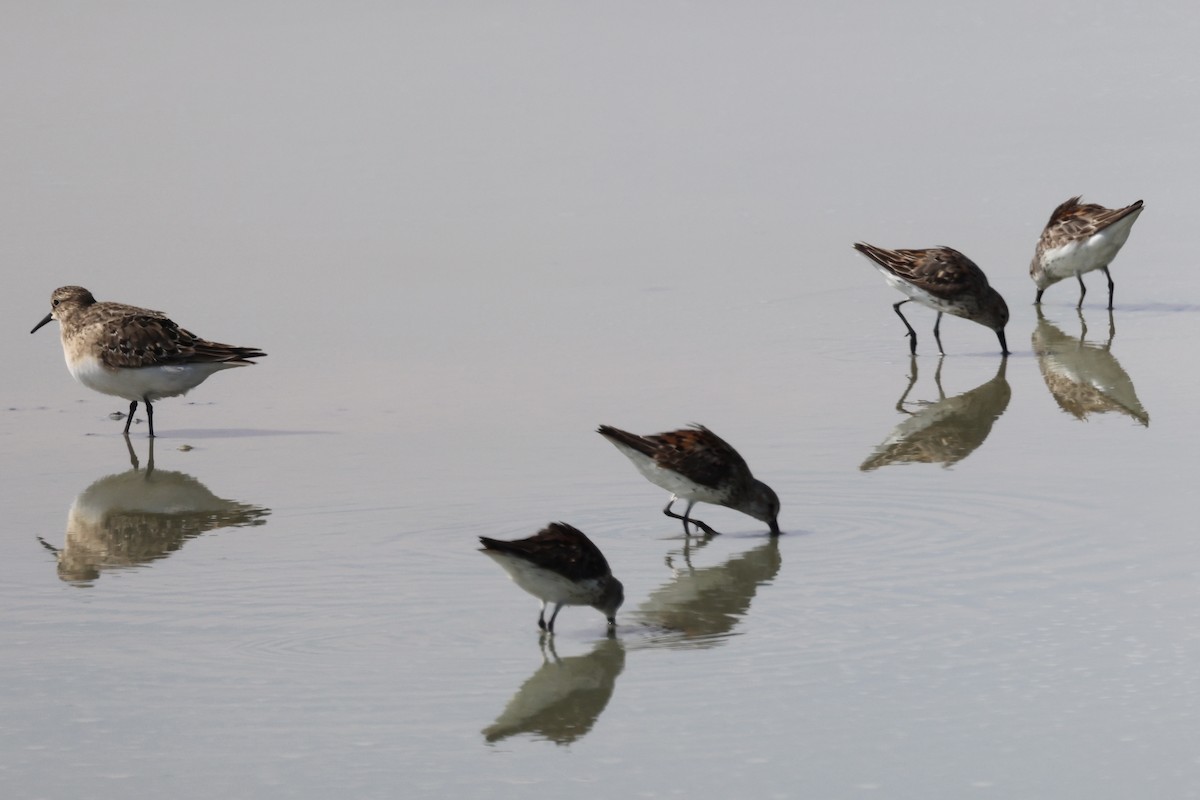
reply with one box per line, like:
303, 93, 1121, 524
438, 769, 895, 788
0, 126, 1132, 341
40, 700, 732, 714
478, 536, 519, 555
596, 424, 657, 458
192, 341, 267, 365
853, 242, 905, 275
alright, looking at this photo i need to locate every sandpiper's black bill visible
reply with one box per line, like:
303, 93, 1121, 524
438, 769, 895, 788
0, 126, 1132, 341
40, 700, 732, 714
31, 313, 53, 334
997, 329, 1010, 355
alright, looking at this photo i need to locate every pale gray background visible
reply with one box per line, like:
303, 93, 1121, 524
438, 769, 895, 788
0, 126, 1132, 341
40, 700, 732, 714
2, 3, 1198, 799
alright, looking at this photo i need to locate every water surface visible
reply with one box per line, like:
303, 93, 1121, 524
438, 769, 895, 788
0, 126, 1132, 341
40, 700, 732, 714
3, 3, 1200, 798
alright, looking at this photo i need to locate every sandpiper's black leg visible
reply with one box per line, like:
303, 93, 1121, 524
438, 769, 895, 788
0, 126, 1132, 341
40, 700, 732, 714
893, 300, 918, 355
1103, 266, 1115, 310
663, 497, 692, 536
682, 500, 698, 535
123, 400, 138, 434
933, 311, 945, 355
663, 498, 718, 536
145, 399, 155, 438
1076, 273, 1087, 310
546, 603, 563, 634
681, 503, 715, 534
681, 501, 719, 536
1034, 288, 1044, 305
538, 602, 548, 631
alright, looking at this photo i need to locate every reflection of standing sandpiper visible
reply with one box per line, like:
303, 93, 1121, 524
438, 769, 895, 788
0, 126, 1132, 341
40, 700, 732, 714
479, 523, 624, 634
38, 438, 269, 584
1030, 196, 1144, 310
853, 242, 1010, 356
1032, 309, 1148, 426
31, 286, 266, 437
860, 356, 1011, 471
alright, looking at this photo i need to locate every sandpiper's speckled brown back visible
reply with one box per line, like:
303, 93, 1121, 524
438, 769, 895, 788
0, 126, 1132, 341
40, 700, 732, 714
1034, 196, 1145, 257
46, 286, 265, 368
596, 424, 754, 493
853, 243, 993, 303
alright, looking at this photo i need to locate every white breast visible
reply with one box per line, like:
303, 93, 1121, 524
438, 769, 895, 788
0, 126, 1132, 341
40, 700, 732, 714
877, 267, 957, 314
486, 553, 603, 606
1040, 211, 1142, 281
608, 441, 730, 503
67, 353, 241, 402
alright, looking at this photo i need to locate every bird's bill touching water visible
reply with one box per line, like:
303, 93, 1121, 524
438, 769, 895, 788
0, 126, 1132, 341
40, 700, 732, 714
599, 577, 625, 627
997, 328, 1010, 356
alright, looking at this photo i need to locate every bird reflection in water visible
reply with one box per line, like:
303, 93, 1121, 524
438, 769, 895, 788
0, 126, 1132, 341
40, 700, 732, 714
860, 355, 1011, 471
38, 437, 270, 584
1032, 308, 1149, 426
483, 635, 625, 746
634, 535, 782, 649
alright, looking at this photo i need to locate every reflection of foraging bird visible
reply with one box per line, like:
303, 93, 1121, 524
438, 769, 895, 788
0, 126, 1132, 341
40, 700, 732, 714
1030, 196, 1144, 310
31, 286, 266, 437
853, 243, 1010, 356
479, 522, 624, 634
597, 424, 781, 536
482, 637, 625, 745
859, 356, 1011, 471
636, 537, 782, 649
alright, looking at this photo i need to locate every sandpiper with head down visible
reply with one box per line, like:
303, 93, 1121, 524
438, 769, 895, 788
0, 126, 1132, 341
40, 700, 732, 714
1030, 196, 1144, 310
597, 424, 781, 536
31, 286, 266, 437
479, 522, 624, 634
854, 242, 1010, 356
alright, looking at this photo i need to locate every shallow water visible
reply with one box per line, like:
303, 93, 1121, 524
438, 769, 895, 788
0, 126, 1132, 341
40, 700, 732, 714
4, 3, 1200, 798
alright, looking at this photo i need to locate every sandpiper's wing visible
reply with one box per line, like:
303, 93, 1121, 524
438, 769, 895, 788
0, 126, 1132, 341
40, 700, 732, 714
94, 306, 266, 369
1038, 197, 1145, 248
854, 243, 990, 301
646, 425, 752, 490
479, 523, 610, 581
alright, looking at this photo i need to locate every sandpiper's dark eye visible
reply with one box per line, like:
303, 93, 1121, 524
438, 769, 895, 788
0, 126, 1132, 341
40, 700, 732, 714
52, 299, 60, 307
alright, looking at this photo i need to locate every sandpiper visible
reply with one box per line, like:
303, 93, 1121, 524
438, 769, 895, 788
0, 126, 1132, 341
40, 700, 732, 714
31, 286, 266, 437
479, 522, 624, 634
1030, 196, 1144, 309
854, 242, 1010, 356
597, 424, 781, 536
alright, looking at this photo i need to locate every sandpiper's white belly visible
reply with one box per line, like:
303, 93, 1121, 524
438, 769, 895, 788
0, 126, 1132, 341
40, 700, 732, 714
1040, 211, 1142, 282
486, 553, 604, 605
608, 441, 730, 503
876, 267, 958, 314
67, 353, 239, 402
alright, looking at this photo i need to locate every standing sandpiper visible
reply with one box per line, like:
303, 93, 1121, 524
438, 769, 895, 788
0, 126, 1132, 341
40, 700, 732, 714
479, 522, 624, 634
597, 424, 782, 536
31, 286, 266, 437
1030, 196, 1144, 310
854, 242, 1010, 356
